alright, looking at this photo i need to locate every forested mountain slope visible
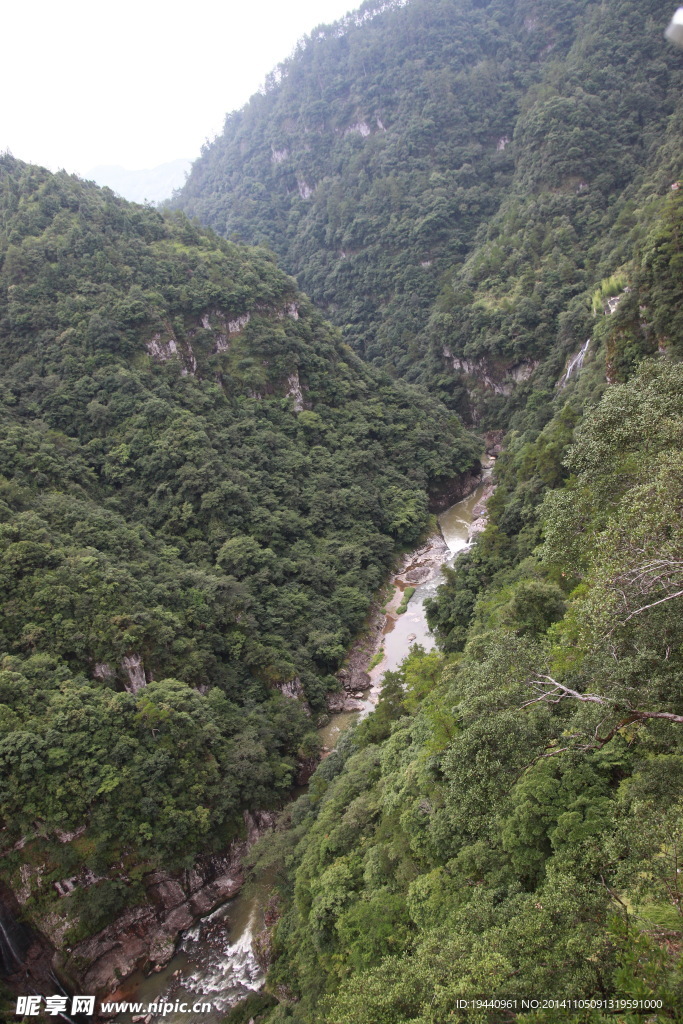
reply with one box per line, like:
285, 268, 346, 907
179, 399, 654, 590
243, 170, 683, 1024
174, 0, 683, 414
0, 156, 478, 971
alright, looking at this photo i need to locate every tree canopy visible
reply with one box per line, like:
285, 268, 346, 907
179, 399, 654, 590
0, 154, 478, 944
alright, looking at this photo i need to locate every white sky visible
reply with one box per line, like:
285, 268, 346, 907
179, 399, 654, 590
1, 0, 357, 176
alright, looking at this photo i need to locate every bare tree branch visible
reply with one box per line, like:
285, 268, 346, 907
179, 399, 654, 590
597, 558, 683, 631
599, 874, 629, 928
618, 589, 683, 624
521, 676, 612, 708
522, 676, 683, 746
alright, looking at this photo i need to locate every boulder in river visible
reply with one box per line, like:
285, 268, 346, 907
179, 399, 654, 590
403, 567, 432, 584
327, 691, 364, 713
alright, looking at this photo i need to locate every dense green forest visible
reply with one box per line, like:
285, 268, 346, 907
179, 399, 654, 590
2, 0, 683, 1015
241, 183, 683, 1024
0, 155, 478, 941
167, 0, 683, 1017
174, 0, 683, 415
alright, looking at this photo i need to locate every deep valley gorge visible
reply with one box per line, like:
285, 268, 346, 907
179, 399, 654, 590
2, 0, 683, 1021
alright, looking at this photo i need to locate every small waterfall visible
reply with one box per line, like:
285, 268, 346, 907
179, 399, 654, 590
0, 901, 33, 977
559, 338, 591, 387
0, 913, 23, 972
47, 972, 81, 1024
0, 895, 79, 1023
122, 901, 266, 1022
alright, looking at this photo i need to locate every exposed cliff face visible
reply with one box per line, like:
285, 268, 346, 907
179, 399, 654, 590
442, 347, 540, 406
143, 304, 308, 405
120, 654, 147, 694
7, 813, 276, 999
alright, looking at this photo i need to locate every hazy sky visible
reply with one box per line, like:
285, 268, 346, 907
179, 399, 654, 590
2, 0, 356, 176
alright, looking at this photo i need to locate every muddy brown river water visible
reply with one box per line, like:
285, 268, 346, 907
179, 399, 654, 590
114, 472, 491, 1022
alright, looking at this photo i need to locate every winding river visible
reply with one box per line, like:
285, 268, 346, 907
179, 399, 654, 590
115, 472, 491, 1023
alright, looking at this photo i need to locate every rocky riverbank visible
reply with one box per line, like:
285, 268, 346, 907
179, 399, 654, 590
330, 465, 502, 718
467, 478, 497, 540
38, 812, 276, 1000
328, 526, 456, 715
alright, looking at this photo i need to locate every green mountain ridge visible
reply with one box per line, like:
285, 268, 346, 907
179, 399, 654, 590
174, 0, 683, 422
